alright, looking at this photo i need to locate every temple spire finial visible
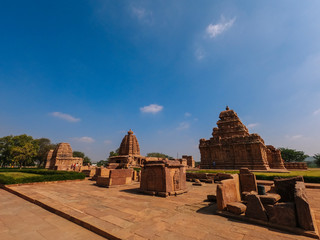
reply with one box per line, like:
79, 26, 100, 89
226, 105, 229, 110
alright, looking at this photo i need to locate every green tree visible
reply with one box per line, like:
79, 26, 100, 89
96, 160, 108, 167
34, 138, 56, 167
279, 148, 309, 162
10, 134, 39, 167
146, 152, 174, 159
73, 151, 92, 166
0, 135, 14, 167
314, 154, 320, 167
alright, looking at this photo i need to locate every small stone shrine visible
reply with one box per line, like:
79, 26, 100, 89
108, 130, 145, 168
140, 159, 187, 197
45, 143, 83, 170
199, 107, 285, 170
96, 169, 133, 187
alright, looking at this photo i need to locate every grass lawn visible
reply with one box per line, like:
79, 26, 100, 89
187, 169, 320, 183
0, 172, 41, 179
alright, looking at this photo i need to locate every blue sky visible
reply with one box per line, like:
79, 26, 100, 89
1, 1, 320, 162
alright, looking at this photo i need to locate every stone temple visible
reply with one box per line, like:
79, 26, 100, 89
45, 143, 83, 170
108, 130, 144, 168
199, 107, 285, 170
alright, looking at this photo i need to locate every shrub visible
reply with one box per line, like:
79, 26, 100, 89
0, 168, 85, 185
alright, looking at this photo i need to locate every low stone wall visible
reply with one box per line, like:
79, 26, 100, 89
284, 162, 307, 170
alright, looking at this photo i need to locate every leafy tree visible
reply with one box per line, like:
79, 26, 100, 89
0, 135, 14, 167
73, 151, 92, 166
10, 134, 39, 167
96, 160, 108, 167
279, 148, 309, 162
146, 152, 174, 159
34, 138, 56, 167
314, 154, 320, 167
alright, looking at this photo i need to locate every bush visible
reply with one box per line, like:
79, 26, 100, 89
0, 168, 85, 185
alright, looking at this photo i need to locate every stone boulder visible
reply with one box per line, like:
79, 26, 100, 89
216, 178, 241, 211
259, 193, 281, 205
295, 182, 315, 231
245, 194, 268, 222
265, 202, 296, 228
227, 202, 247, 215
274, 176, 304, 202
239, 168, 257, 193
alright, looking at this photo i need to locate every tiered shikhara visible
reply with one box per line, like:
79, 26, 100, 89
199, 107, 285, 170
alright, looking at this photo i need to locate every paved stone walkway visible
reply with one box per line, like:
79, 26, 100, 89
6, 180, 319, 240
0, 189, 105, 240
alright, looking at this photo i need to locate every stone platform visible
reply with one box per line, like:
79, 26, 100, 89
5, 180, 320, 240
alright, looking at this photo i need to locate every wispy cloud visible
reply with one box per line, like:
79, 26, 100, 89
206, 16, 236, 38
72, 137, 95, 143
104, 140, 112, 145
313, 109, 320, 115
50, 112, 80, 122
140, 104, 163, 114
185, 112, 192, 117
131, 6, 153, 24
247, 123, 259, 129
177, 122, 190, 130
195, 48, 205, 60
286, 135, 303, 140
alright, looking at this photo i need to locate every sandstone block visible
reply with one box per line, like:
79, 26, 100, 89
265, 202, 296, 227
295, 182, 315, 231
274, 176, 304, 202
259, 193, 281, 205
239, 173, 257, 193
245, 194, 268, 222
227, 202, 247, 215
207, 195, 216, 202
217, 179, 241, 211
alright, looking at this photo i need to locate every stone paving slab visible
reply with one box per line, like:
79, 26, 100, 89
6, 180, 320, 240
0, 189, 105, 240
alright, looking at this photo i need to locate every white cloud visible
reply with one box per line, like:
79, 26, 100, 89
206, 16, 236, 38
50, 112, 80, 122
140, 104, 163, 114
177, 122, 190, 130
247, 123, 259, 129
131, 6, 153, 24
104, 140, 112, 145
313, 109, 320, 115
185, 112, 192, 117
195, 48, 205, 60
72, 137, 95, 143
286, 135, 303, 140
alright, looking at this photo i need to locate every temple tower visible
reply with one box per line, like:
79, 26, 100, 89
119, 129, 140, 156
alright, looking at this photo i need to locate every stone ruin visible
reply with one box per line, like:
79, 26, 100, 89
140, 159, 187, 197
108, 130, 145, 168
199, 107, 285, 170
182, 155, 195, 168
215, 168, 318, 238
45, 143, 83, 171
95, 168, 133, 188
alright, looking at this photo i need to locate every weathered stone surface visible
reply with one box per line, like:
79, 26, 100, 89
239, 169, 257, 193
245, 194, 268, 221
96, 169, 133, 187
182, 155, 195, 168
227, 202, 247, 215
295, 181, 315, 231
108, 130, 144, 168
193, 179, 202, 186
140, 159, 187, 196
217, 178, 240, 210
82, 169, 95, 177
259, 193, 281, 205
46, 143, 83, 171
274, 176, 304, 202
45, 149, 53, 169
265, 202, 296, 227
284, 162, 308, 170
199, 107, 285, 170
215, 173, 233, 181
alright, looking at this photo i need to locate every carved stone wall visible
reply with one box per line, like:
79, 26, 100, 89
47, 143, 83, 171
199, 107, 285, 170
